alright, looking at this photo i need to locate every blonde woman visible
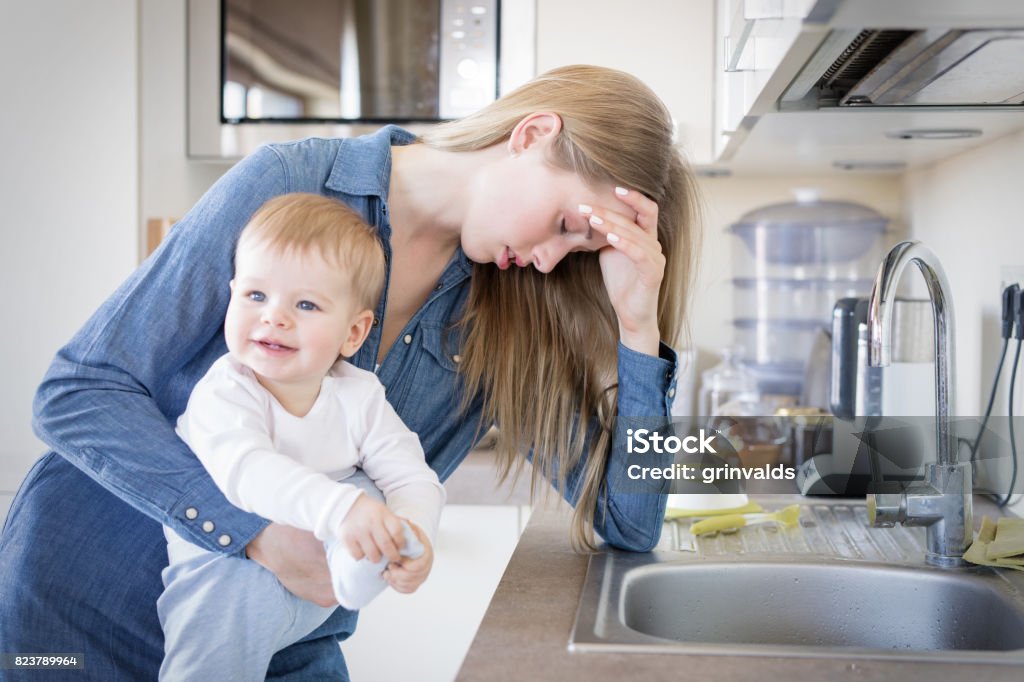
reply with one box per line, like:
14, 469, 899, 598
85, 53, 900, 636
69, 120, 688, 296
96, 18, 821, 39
1, 65, 700, 680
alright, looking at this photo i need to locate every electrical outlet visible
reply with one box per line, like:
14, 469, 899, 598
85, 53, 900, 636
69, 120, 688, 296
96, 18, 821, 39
1000, 264, 1024, 511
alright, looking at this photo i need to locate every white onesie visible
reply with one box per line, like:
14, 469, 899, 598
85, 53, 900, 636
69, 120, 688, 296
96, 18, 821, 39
171, 353, 445, 608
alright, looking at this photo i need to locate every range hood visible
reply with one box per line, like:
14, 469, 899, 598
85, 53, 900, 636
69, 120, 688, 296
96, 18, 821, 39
772, 0, 1024, 110
713, 0, 1024, 172
782, 27, 1024, 109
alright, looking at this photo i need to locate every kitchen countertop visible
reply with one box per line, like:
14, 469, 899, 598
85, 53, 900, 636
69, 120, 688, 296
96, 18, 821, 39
456, 496, 1022, 681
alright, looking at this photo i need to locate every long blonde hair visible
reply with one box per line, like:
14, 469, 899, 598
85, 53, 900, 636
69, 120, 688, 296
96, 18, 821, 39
421, 65, 702, 549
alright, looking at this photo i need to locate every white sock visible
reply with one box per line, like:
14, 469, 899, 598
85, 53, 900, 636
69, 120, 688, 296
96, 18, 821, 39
327, 521, 424, 610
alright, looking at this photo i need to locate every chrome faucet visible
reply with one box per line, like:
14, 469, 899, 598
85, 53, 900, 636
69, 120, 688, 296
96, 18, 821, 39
864, 241, 973, 567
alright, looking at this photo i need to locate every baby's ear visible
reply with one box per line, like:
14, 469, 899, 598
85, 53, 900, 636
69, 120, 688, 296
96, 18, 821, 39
339, 309, 375, 358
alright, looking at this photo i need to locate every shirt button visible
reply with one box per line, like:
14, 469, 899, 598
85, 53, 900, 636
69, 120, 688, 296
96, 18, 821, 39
435, 282, 443, 291
403, 334, 413, 344
453, 354, 462, 364
202, 520, 215, 533
667, 387, 676, 398
372, 317, 380, 327
217, 534, 232, 547
185, 507, 198, 520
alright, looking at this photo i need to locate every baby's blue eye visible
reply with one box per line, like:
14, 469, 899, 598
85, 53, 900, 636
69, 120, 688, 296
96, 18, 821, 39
247, 291, 265, 302
297, 300, 319, 312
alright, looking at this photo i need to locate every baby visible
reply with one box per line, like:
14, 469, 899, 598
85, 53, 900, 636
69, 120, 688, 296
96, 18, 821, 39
158, 193, 445, 680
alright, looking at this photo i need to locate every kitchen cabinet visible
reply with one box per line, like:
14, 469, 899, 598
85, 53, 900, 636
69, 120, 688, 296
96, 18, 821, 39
536, 0, 716, 165
713, 0, 814, 160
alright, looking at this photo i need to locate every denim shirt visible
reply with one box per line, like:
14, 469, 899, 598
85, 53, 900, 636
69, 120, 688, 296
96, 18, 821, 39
32, 125, 678, 554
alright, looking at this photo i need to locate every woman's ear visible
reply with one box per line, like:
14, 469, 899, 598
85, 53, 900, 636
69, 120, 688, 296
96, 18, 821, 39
507, 112, 563, 156
339, 309, 375, 358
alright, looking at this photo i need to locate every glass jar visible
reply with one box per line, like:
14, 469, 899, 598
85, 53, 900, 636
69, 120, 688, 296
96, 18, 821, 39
699, 346, 758, 421
710, 396, 791, 468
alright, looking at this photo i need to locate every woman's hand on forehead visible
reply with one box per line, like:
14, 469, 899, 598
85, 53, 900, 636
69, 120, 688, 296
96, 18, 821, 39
579, 186, 665, 355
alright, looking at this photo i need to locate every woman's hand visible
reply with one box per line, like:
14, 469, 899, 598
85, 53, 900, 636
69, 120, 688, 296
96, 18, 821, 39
246, 523, 337, 607
583, 187, 665, 355
383, 521, 434, 594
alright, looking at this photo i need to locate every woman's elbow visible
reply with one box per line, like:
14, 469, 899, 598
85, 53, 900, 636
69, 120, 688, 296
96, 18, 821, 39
32, 376, 64, 442
31, 378, 81, 449
614, 533, 661, 553
598, 521, 662, 553
31, 356, 109, 445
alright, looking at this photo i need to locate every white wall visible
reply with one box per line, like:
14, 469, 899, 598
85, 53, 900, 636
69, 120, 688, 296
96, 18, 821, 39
0, 1, 139, 508
904, 128, 1024, 415
140, 0, 231, 238
904, 128, 1024, 511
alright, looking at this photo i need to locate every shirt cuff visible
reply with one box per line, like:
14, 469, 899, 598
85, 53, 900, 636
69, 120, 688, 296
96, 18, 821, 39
617, 341, 679, 417
167, 474, 270, 555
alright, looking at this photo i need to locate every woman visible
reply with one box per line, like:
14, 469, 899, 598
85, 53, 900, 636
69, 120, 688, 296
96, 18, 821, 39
0, 65, 700, 679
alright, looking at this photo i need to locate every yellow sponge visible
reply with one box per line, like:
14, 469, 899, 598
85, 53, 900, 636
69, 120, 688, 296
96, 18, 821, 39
964, 516, 1024, 571
689, 504, 801, 536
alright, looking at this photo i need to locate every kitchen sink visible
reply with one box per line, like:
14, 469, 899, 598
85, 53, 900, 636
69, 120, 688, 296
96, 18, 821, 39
570, 497, 1024, 663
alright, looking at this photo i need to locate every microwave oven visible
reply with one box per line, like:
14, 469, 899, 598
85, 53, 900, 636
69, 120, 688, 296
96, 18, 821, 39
187, 0, 536, 159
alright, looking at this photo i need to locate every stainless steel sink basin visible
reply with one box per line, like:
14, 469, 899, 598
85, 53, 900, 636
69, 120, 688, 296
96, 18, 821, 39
624, 562, 1024, 651
570, 498, 1024, 663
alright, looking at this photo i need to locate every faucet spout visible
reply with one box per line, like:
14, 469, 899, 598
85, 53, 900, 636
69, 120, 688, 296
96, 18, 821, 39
864, 241, 972, 566
867, 241, 956, 465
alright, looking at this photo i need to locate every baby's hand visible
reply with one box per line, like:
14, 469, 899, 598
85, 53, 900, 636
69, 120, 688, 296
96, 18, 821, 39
384, 521, 434, 594
338, 494, 407, 564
